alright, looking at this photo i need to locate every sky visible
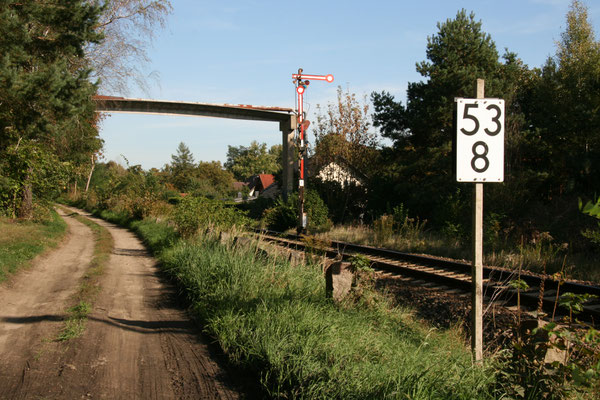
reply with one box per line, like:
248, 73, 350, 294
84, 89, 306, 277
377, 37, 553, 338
98, 0, 600, 170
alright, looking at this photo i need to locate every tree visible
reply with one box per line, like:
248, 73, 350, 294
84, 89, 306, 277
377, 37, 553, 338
195, 161, 235, 198
168, 142, 195, 192
0, 0, 103, 218
225, 141, 281, 181
550, 0, 600, 195
370, 10, 524, 226
310, 87, 379, 223
312, 87, 378, 174
86, 0, 172, 94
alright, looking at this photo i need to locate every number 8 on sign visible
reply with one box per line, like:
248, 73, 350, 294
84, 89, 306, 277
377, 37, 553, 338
456, 98, 504, 182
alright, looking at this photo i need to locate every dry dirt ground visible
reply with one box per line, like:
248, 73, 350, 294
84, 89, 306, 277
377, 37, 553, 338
0, 207, 246, 399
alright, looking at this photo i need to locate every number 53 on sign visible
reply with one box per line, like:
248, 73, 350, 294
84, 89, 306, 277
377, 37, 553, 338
456, 98, 505, 182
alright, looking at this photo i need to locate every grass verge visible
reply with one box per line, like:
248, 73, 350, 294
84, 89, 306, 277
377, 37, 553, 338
137, 223, 495, 398
57, 210, 113, 341
0, 209, 67, 283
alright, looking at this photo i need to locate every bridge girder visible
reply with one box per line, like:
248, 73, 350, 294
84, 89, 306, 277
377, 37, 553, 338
93, 97, 297, 198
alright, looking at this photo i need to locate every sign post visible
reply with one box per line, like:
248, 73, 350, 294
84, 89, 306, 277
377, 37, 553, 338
456, 79, 505, 361
292, 68, 334, 234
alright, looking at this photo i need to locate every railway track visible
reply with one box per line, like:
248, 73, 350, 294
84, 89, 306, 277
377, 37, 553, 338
253, 229, 600, 325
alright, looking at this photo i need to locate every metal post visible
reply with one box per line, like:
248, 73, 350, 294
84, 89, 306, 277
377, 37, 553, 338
472, 78, 485, 362
280, 115, 296, 200
292, 69, 334, 234
296, 75, 307, 234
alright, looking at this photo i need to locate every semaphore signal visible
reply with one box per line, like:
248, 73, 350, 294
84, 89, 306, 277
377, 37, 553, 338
292, 68, 334, 233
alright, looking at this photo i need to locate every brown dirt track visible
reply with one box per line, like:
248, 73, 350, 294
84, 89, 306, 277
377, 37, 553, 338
0, 207, 245, 399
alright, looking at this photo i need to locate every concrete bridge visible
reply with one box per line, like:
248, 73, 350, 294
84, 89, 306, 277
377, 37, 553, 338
93, 96, 297, 197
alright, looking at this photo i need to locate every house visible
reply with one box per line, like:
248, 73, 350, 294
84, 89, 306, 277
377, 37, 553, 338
241, 174, 276, 198
307, 157, 367, 188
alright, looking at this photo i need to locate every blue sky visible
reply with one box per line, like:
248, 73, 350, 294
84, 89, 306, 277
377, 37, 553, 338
98, 0, 600, 170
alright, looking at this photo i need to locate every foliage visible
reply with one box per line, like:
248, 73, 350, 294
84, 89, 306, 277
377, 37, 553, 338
160, 143, 235, 198
580, 196, 600, 247
0, 0, 103, 218
194, 161, 235, 198
497, 290, 600, 399
310, 87, 379, 223
262, 196, 298, 232
0, 209, 67, 282
262, 190, 330, 233
309, 177, 368, 224
370, 9, 523, 226
225, 141, 281, 181
313, 87, 378, 172
169, 142, 195, 192
349, 254, 373, 273
0, 140, 69, 218
172, 195, 250, 238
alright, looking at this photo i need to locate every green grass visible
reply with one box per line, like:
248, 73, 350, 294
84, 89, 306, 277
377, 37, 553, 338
158, 235, 496, 399
57, 301, 92, 341
0, 209, 67, 282
130, 218, 177, 255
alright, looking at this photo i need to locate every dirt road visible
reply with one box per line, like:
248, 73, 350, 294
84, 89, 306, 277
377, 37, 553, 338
0, 207, 244, 399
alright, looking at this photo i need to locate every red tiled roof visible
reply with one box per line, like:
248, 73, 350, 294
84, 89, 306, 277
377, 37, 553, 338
258, 174, 274, 190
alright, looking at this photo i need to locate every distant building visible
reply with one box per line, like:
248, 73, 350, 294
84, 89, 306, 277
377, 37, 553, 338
307, 157, 367, 188
233, 174, 278, 201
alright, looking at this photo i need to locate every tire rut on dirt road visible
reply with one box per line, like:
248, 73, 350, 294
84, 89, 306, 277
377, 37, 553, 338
0, 207, 244, 399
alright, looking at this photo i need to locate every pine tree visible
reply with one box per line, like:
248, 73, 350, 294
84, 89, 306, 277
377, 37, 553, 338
370, 10, 526, 224
0, 1, 103, 218
169, 142, 196, 192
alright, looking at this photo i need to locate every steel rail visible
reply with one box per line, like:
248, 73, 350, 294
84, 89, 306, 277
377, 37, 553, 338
253, 229, 600, 325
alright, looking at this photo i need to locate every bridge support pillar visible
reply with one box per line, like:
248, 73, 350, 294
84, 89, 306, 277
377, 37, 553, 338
280, 115, 297, 200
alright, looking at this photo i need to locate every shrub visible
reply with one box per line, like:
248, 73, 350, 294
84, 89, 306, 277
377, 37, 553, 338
173, 195, 250, 238
262, 196, 297, 232
263, 190, 331, 233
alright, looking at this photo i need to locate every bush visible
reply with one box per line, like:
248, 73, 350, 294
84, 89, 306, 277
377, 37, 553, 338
173, 195, 250, 238
263, 190, 331, 233
262, 196, 297, 232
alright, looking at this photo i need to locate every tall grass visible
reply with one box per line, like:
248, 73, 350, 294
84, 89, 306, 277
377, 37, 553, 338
320, 223, 467, 260
320, 222, 599, 282
159, 234, 496, 399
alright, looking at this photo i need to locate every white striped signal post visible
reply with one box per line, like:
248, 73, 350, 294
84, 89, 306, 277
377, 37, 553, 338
292, 68, 334, 233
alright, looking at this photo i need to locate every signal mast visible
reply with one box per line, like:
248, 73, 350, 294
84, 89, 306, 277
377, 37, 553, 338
292, 68, 334, 233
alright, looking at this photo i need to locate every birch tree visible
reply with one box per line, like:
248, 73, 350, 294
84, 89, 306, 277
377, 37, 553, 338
86, 0, 172, 94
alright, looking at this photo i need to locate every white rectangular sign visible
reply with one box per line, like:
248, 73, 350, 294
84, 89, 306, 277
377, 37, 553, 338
456, 98, 505, 182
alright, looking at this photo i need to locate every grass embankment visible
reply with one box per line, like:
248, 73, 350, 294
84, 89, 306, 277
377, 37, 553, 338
162, 237, 495, 398
0, 209, 67, 283
57, 210, 113, 341
101, 215, 495, 398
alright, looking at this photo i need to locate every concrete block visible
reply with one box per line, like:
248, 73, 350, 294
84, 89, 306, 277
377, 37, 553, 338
325, 261, 353, 301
